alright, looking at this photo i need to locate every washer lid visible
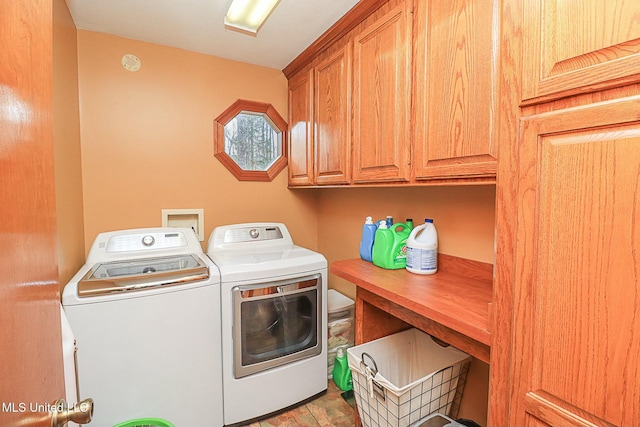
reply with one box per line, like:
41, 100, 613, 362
78, 254, 209, 297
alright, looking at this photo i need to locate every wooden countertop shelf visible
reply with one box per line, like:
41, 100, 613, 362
331, 254, 493, 363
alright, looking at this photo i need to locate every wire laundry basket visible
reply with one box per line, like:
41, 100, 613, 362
347, 328, 471, 427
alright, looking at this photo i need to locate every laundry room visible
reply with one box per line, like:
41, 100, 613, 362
10, 0, 497, 426
7, 0, 640, 425
52, 6, 497, 423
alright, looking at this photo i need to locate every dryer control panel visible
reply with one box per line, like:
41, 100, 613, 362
207, 223, 294, 252
223, 225, 284, 243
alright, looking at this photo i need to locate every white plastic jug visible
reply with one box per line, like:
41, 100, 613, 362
405, 218, 438, 275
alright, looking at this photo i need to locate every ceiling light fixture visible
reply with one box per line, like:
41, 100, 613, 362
224, 0, 281, 36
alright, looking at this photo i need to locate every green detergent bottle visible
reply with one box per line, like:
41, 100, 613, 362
372, 220, 412, 269
332, 347, 353, 391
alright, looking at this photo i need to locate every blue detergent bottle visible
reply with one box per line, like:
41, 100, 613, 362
385, 215, 394, 228
376, 216, 394, 228
359, 216, 377, 262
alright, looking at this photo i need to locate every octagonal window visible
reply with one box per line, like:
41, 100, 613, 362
214, 99, 288, 181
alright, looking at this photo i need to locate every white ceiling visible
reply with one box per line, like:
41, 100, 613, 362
64, 0, 359, 70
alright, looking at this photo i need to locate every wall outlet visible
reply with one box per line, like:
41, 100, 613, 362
162, 209, 205, 241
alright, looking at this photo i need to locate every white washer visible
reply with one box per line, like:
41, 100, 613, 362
62, 228, 223, 427
207, 223, 328, 426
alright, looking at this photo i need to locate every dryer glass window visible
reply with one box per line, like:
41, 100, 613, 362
232, 275, 321, 378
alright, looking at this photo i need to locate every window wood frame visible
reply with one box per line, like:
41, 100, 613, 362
214, 99, 288, 182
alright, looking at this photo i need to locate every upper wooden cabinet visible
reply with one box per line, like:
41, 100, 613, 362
352, 2, 411, 183
285, 0, 499, 186
314, 43, 352, 185
412, 0, 498, 181
287, 69, 314, 186
522, 0, 640, 104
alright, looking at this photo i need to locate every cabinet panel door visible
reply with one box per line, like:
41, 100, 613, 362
510, 96, 640, 426
314, 43, 352, 185
288, 69, 314, 186
523, 0, 640, 103
413, 0, 497, 180
352, 2, 411, 183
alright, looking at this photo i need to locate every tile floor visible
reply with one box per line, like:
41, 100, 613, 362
246, 382, 355, 427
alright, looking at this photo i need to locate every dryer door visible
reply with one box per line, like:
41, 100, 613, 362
232, 274, 322, 378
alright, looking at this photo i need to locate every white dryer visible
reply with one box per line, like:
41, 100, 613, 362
206, 223, 328, 426
62, 228, 223, 427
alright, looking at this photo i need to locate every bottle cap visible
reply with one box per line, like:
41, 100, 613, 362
379, 221, 388, 229
365, 216, 373, 224
425, 218, 433, 223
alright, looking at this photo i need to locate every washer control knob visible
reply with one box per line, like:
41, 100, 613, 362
249, 228, 259, 239
142, 235, 155, 247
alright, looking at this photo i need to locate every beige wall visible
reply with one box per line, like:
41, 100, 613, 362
316, 185, 496, 299
53, 0, 85, 287
76, 31, 319, 251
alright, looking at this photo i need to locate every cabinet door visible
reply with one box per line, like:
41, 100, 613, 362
352, 2, 411, 183
509, 96, 640, 426
314, 43, 352, 185
523, 0, 640, 103
413, 0, 497, 180
288, 69, 314, 186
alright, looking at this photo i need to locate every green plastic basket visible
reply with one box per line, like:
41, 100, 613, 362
112, 418, 174, 427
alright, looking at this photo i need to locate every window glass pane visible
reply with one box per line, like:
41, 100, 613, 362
223, 112, 282, 171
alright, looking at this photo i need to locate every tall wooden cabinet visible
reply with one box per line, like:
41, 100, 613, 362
412, 0, 498, 180
494, 0, 640, 425
509, 96, 640, 427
